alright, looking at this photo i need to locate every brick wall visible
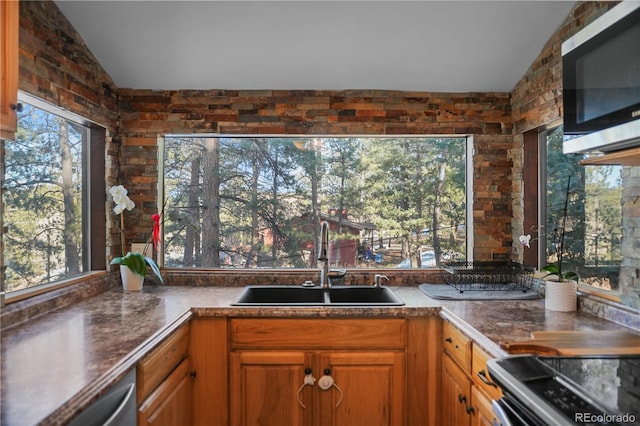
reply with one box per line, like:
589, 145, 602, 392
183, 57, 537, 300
119, 89, 514, 260
18, 1, 119, 129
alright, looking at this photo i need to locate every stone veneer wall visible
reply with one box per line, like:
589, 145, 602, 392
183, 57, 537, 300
18, 1, 119, 132
118, 90, 515, 261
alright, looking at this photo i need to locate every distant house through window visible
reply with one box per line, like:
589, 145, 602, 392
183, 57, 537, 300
161, 136, 469, 269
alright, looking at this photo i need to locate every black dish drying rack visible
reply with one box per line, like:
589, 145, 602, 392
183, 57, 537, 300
440, 261, 534, 293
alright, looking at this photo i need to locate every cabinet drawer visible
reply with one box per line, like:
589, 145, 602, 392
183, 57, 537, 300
230, 318, 406, 349
138, 357, 192, 426
138, 323, 190, 401
442, 321, 471, 372
471, 345, 502, 401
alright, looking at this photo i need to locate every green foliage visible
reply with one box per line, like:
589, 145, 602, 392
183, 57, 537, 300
543, 126, 622, 288
4, 103, 85, 292
110, 252, 163, 282
541, 263, 579, 283
163, 136, 467, 268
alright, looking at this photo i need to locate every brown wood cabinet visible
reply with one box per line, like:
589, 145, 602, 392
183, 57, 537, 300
471, 386, 497, 426
138, 323, 193, 426
0, 0, 19, 140
229, 318, 406, 426
138, 358, 193, 426
470, 345, 502, 426
189, 316, 438, 426
441, 320, 503, 426
442, 354, 473, 426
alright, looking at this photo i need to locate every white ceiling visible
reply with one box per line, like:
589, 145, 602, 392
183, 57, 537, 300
54, 1, 576, 93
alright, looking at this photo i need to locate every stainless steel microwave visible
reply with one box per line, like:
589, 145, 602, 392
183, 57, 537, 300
562, 1, 640, 154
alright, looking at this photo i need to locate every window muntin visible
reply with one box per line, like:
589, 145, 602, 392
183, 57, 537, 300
542, 126, 622, 291
3, 101, 90, 293
161, 136, 468, 269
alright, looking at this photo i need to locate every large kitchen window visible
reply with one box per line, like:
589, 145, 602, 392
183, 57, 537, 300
2, 94, 105, 295
541, 126, 622, 291
161, 136, 469, 269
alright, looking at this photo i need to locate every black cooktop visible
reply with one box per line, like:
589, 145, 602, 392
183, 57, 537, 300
488, 355, 640, 426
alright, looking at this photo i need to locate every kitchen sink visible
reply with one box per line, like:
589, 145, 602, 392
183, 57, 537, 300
328, 286, 404, 305
232, 286, 327, 305
232, 285, 404, 306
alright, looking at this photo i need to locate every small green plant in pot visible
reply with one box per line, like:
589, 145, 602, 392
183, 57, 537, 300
109, 185, 163, 287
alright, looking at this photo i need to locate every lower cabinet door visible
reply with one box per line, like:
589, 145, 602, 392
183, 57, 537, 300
441, 355, 472, 426
472, 386, 500, 426
138, 358, 193, 426
318, 351, 405, 426
230, 351, 312, 426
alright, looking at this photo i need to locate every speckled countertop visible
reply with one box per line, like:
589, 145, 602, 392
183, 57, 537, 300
1, 284, 638, 426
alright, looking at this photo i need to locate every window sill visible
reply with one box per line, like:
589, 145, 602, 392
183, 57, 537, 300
1, 271, 115, 330
577, 282, 621, 303
4, 271, 108, 304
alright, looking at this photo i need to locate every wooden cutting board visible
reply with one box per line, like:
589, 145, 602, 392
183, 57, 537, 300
500, 330, 640, 356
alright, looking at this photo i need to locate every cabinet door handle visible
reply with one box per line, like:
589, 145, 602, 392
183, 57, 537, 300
476, 369, 498, 387
297, 368, 316, 409
465, 404, 475, 414
11, 103, 23, 113
319, 369, 344, 408
458, 394, 466, 404
445, 337, 453, 343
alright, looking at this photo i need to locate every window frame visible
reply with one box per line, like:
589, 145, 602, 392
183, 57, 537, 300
158, 134, 474, 270
537, 125, 622, 298
1, 92, 106, 302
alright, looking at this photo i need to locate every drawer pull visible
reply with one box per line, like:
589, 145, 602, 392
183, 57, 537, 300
445, 337, 453, 343
477, 370, 498, 387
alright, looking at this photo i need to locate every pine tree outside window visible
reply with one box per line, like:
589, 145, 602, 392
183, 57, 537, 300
161, 136, 470, 270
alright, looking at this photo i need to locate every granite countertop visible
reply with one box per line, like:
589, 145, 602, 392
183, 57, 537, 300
1, 284, 637, 425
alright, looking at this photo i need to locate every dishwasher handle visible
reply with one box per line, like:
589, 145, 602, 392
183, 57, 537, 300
103, 382, 136, 426
68, 369, 137, 426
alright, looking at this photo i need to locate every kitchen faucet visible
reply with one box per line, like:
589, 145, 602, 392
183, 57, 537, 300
318, 221, 330, 288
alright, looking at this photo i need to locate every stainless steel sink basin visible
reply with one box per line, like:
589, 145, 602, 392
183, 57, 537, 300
232, 285, 404, 306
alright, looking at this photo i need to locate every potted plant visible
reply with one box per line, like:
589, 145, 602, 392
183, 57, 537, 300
521, 177, 579, 311
543, 176, 580, 311
109, 185, 163, 290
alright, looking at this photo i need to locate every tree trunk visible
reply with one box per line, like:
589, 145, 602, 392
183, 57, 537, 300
311, 150, 321, 268
201, 138, 221, 267
245, 143, 260, 268
432, 149, 447, 265
183, 155, 200, 266
58, 117, 80, 274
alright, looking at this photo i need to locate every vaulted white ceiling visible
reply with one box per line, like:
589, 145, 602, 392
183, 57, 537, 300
54, 1, 576, 93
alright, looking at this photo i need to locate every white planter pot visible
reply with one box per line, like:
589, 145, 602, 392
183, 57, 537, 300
544, 280, 577, 312
120, 265, 144, 291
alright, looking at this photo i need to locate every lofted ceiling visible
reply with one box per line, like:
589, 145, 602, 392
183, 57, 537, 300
54, 1, 576, 93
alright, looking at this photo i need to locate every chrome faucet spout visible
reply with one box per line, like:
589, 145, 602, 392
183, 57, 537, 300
319, 221, 330, 288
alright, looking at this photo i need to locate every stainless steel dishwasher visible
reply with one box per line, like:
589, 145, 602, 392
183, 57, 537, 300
69, 369, 136, 426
